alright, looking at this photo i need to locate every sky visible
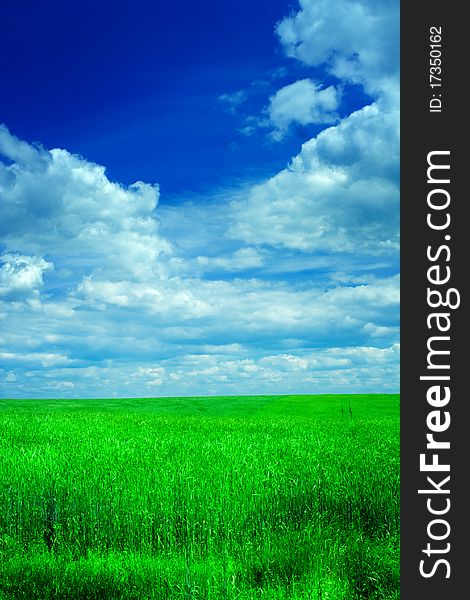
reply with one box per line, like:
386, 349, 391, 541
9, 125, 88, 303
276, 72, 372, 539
0, 0, 399, 398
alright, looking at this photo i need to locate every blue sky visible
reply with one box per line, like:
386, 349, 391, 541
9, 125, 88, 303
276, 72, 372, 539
0, 0, 399, 398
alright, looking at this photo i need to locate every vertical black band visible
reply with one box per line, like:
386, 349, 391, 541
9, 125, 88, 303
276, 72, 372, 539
401, 3, 467, 597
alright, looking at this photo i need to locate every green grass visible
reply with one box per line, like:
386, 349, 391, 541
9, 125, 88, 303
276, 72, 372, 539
0, 394, 399, 599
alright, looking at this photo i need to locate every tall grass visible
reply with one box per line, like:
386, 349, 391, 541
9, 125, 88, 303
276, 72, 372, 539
0, 395, 399, 599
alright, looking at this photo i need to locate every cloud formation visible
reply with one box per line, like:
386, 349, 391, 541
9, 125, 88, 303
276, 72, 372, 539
230, 0, 399, 255
0, 0, 399, 398
276, 0, 399, 96
0, 125, 170, 287
230, 99, 398, 253
0, 254, 53, 300
265, 79, 339, 140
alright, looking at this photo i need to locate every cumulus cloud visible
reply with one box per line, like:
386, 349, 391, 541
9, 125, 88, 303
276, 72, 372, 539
72, 273, 399, 350
2, 342, 398, 398
0, 229, 399, 393
133, 366, 166, 387
230, 100, 398, 253
128, 343, 400, 396
0, 0, 400, 398
0, 254, 53, 299
230, 0, 399, 255
265, 79, 339, 140
0, 273, 399, 397
0, 125, 171, 288
276, 0, 399, 96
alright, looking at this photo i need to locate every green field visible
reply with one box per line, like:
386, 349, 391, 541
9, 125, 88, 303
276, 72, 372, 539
0, 394, 399, 599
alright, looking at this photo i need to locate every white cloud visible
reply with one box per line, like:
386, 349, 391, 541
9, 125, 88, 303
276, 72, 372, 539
230, 99, 398, 254
194, 247, 264, 272
228, 0, 399, 254
0, 254, 53, 299
219, 90, 247, 113
276, 0, 399, 96
260, 354, 310, 371
72, 273, 399, 348
0, 125, 171, 287
0, 126, 46, 167
52, 381, 75, 390
133, 366, 165, 387
0, 248, 399, 392
139, 343, 400, 395
0, 351, 74, 367
265, 79, 339, 140
0, 0, 399, 398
